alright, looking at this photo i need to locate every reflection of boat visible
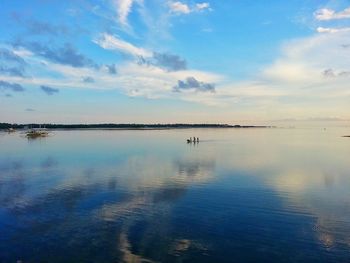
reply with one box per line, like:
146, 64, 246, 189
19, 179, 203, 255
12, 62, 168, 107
26, 128, 49, 138
7, 128, 16, 133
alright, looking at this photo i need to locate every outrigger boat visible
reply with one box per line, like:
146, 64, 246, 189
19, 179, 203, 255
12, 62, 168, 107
26, 126, 49, 138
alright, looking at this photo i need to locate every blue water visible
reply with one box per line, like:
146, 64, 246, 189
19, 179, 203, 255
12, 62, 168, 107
0, 128, 350, 262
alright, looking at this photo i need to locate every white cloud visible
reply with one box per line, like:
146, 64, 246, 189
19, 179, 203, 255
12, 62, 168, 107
113, 0, 135, 26
196, 2, 210, 11
316, 27, 350, 33
314, 7, 350, 21
169, 1, 191, 14
3, 26, 350, 121
2, 44, 224, 104
193, 30, 350, 116
94, 33, 152, 57
169, 1, 211, 15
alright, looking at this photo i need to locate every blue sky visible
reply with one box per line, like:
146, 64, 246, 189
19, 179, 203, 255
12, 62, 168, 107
1, 0, 350, 124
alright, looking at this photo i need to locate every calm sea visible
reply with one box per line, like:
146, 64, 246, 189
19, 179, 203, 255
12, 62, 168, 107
0, 128, 350, 262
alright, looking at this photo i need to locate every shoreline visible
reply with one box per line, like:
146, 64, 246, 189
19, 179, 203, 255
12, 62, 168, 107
0, 123, 274, 130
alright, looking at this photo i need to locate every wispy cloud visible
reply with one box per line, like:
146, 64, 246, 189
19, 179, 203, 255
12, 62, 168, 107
5, 27, 350, 117
0, 48, 27, 77
6, 55, 222, 105
113, 0, 140, 27
169, 1, 211, 14
0, 66, 25, 77
13, 41, 97, 68
0, 80, 25, 92
94, 33, 151, 57
317, 27, 350, 33
314, 7, 350, 21
40, 85, 59, 95
0, 48, 26, 64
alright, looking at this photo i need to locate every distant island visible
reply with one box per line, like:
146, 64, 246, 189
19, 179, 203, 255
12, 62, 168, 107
0, 123, 272, 130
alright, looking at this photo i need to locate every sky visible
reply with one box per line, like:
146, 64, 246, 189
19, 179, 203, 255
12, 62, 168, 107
0, 0, 350, 125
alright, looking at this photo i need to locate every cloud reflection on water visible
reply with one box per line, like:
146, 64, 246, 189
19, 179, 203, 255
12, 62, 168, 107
0, 129, 350, 262
0, 135, 217, 262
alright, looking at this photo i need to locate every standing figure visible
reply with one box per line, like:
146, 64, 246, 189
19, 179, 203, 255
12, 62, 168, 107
197, 137, 199, 142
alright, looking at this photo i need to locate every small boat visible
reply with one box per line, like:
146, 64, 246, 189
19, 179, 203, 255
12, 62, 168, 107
187, 137, 199, 143
7, 128, 16, 133
26, 128, 49, 138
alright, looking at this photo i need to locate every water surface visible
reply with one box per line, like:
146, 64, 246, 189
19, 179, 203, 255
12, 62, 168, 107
0, 128, 350, 262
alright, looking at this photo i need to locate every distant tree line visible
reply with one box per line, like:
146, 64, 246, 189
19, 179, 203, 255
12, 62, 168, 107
0, 123, 270, 130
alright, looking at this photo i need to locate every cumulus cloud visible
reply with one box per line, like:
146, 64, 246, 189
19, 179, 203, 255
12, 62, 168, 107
82, 76, 95, 83
21, 56, 222, 103
153, 52, 187, 71
0, 80, 25, 92
13, 41, 96, 68
2, 49, 223, 105
169, 2, 191, 14
173, 77, 215, 92
0, 48, 26, 77
138, 52, 187, 71
314, 7, 350, 21
40, 85, 59, 95
169, 1, 211, 14
6, 28, 350, 115
94, 33, 152, 57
